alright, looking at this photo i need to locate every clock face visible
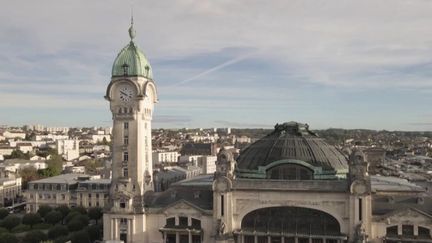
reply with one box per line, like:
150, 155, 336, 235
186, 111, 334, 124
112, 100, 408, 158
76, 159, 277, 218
119, 85, 134, 102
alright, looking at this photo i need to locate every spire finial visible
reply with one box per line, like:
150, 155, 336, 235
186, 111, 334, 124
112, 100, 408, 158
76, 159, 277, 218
128, 4, 136, 40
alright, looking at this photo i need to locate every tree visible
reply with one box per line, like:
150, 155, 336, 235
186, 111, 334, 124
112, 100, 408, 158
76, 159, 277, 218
48, 225, 69, 240
1, 215, 20, 231
0, 208, 9, 220
70, 230, 91, 243
0, 232, 18, 243
86, 225, 102, 242
64, 211, 80, 224
22, 230, 48, 243
74, 215, 89, 226
22, 213, 42, 228
39, 154, 63, 177
55, 205, 70, 220
19, 167, 40, 189
87, 207, 102, 224
37, 205, 53, 218
7, 150, 30, 160
67, 219, 85, 232
71, 206, 87, 215
44, 211, 63, 225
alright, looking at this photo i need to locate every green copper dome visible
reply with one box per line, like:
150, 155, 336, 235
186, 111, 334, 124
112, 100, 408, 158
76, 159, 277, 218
112, 25, 153, 79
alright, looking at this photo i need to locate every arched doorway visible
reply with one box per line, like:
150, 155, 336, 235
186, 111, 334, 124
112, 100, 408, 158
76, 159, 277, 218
235, 207, 347, 243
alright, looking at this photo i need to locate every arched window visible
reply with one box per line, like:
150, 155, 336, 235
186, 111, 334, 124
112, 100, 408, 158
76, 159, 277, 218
241, 207, 340, 235
267, 164, 313, 180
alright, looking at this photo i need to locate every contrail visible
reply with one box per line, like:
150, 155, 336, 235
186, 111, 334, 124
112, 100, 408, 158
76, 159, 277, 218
170, 52, 256, 87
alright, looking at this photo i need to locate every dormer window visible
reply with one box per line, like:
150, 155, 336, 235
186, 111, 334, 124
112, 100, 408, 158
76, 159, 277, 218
122, 63, 129, 76
120, 199, 126, 209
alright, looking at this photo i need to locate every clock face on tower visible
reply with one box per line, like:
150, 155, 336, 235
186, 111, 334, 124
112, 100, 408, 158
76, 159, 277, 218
118, 85, 135, 102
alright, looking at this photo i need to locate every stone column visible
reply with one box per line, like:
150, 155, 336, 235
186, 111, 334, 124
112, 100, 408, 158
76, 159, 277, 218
128, 219, 132, 243
176, 232, 179, 243
414, 225, 418, 237
397, 224, 402, 236
188, 230, 192, 243
114, 218, 118, 240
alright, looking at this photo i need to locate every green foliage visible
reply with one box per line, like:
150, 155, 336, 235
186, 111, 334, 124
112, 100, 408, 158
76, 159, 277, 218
71, 206, 87, 215
23, 230, 48, 243
0, 232, 19, 243
0, 227, 8, 234
38, 154, 63, 177
0, 209, 9, 220
74, 215, 89, 226
55, 205, 70, 219
22, 213, 42, 228
11, 224, 31, 233
87, 207, 102, 223
64, 211, 80, 224
1, 215, 21, 231
19, 167, 41, 189
86, 224, 102, 242
48, 225, 69, 240
37, 205, 53, 218
7, 150, 30, 160
44, 211, 63, 225
33, 223, 52, 230
70, 230, 91, 243
67, 219, 84, 232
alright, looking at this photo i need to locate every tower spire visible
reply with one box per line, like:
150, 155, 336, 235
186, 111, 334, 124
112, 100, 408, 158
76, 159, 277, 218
128, 5, 136, 40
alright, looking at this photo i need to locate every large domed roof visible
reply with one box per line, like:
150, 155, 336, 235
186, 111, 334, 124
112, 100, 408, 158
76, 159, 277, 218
112, 25, 153, 79
236, 122, 348, 179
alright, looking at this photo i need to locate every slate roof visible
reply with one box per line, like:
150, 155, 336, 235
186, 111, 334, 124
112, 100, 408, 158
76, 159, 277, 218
145, 175, 213, 210
236, 122, 348, 172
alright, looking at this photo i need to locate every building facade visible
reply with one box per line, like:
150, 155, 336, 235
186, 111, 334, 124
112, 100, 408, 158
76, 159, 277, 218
103, 19, 158, 243
25, 174, 110, 213
101, 21, 432, 243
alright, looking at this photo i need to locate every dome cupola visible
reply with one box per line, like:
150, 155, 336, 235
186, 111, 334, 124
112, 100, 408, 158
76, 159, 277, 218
236, 122, 349, 179
111, 21, 153, 79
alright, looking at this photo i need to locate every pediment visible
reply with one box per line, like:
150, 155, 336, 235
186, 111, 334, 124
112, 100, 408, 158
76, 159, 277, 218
377, 207, 432, 225
161, 199, 206, 216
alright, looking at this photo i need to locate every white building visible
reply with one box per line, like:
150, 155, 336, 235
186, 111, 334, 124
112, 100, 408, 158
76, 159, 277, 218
2, 131, 26, 140
56, 139, 80, 161
91, 134, 111, 143
197, 155, 217, 174
2, 159, 47, 173
35, 134, 69, 141
152, 151, 179, 165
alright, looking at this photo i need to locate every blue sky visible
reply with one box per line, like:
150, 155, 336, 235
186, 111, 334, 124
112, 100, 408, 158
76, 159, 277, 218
1, 0, 432, 130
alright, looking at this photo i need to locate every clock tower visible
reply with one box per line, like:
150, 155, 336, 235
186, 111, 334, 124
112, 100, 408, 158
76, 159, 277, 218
103, 19, 158, 243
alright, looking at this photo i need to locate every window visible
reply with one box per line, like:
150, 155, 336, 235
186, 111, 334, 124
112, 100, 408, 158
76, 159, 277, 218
358, 198, 362, 221
221, 195, 224, 216
96, 193, 99, 198
267, 164, 313, 180
120, 218, 128, 225
89, 193, 92, 198
166, 217, 175, 227
402, 225, 414, 236
179, 217, 188, 227
123, 152, 129, 161
124, 122, 129, 129
124, 135, 129, 145
120, 199, 126, 209
123, 167, 128, 177
191, 218, 201, 229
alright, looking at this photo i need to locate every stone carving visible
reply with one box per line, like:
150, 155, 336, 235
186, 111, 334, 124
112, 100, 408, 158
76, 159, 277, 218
216, 219, 225, 236
354, 224, 367, 243
215, 148, 236, 179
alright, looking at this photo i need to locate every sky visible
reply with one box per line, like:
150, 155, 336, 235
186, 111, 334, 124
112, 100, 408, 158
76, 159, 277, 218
1, 0, 432, 130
